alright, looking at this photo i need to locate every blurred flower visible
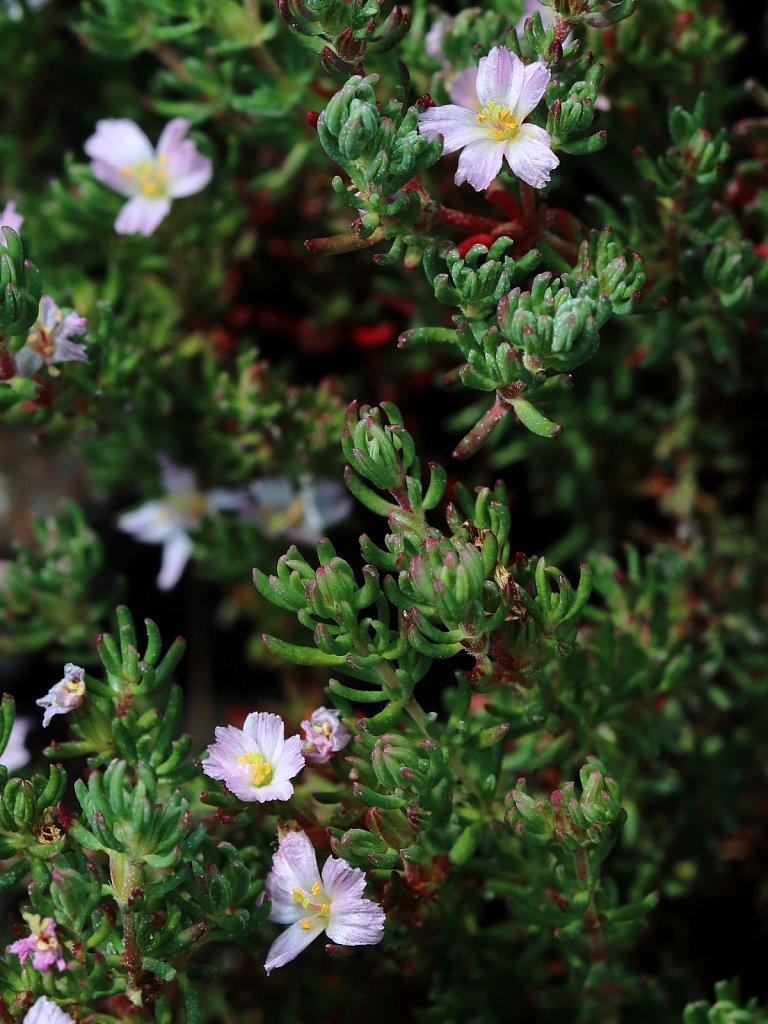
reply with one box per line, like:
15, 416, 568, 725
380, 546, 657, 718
248, 477, 352, 544
36, 665, 85, 728
301, 707, 351, 765
264, 829, 385, 973
8, 913, 66, 972
0, 715, 33, 772
425, 14, 451, 64
418, 46, 558, 191
118, 455, 248, 591
0, 200, 23, 240
203, 711, 305, 803
14, 297, 87, 378
85, 118, 213, 236
23, 999, 74, 1024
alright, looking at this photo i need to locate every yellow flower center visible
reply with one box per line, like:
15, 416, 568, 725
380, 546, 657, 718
291, 881, 330, 926
237, 751, 273, 787
65, 678, 86, 699
122, 156, 169, 198
476, 101, 519, 141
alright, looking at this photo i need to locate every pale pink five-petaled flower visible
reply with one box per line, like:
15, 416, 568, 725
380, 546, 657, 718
300, 707, 351, 765
14, 297, 88, 378
117, 455, 248, 591
203, 711, 305, 803
36, 664, 86, 728
264, 829, 385, 974
23, 997, 75, 1024
7, 913, 66, 973
84, 118, 212, 236
418, 45, 558, 192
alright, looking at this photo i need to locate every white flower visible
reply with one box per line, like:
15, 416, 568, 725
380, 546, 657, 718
202, 711, 305, 803
264, 829, 385, 973
0, 715, 33, 773
418, 45, 559, 191
23, 997, 75, 1024
301, 707, 351, 765
248, 477, 352, 544
118, 455, 248, 591
14, 297, 88, 378
84, 118, 213, 236
36, 665, 85, 728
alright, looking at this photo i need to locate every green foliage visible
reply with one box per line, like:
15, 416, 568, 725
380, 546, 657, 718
684, 981, 768, 1024
0, 504, 109, 656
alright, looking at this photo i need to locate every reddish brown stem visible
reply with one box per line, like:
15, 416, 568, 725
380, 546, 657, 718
452, 398, 510, 460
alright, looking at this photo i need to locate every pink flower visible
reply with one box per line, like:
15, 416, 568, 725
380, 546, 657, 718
203, 712, 305, 803
0, 715, 33, 773
36, 665, 86, 728
0, 200, 23, 239
264, 829, 385, 973
118, 455, 248, 591
84, 118, 212, 236
8, 913, 66, 973
301, 707, 351, 765
418, 45, 558, 191
14, 297, 87, 378
24, 997, 75, 1024
247, 476, 352, 544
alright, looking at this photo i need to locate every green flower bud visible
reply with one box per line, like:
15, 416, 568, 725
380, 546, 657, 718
371, 733, 423, 791
366, 806, 419, 849
329, 827, 397, 869
4, 777, 36, 825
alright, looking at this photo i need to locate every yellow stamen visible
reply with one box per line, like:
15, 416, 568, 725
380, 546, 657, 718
65, 679, 86, 698
121, 159, 170, 198
300, 918, 313, 930
311, 882, 321, 896
476, 101, 519, 141
237, 751, 273, 787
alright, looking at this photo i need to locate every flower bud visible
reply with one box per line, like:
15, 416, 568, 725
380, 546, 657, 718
371, 734, 422, 791
366, 806, 419, 849
5, 777, 36, 825
301, 707, 352, 765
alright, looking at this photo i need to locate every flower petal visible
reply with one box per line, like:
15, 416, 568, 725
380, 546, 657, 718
58, 312, 87, 340
14, 345, 42, 377
418, 105, 485, 154
226, 769, 292, 803
455, 138, 505, 191
511, 60, 551, 121
321, 856, 367, 902
447, 66, 479, 109
84, 119, 154, 170
0, 200, 23, 234
157, 119, 213, 199
243, 711, 285, 763
50, 339, 88, 365
115, 196, 171, 236
118, 501, 179, 543
264, 919, 323, 974
266, 831, 323, 907
156, 454, 194, 495
326, 895, 385, 946
271, 733, 306, 783
89, 159, 137, 198
157, 530, 193, 590
504, 123, 559, 189
476, 46, 523, 109
38, 296, 59, 331
23, 997, 76, 1024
